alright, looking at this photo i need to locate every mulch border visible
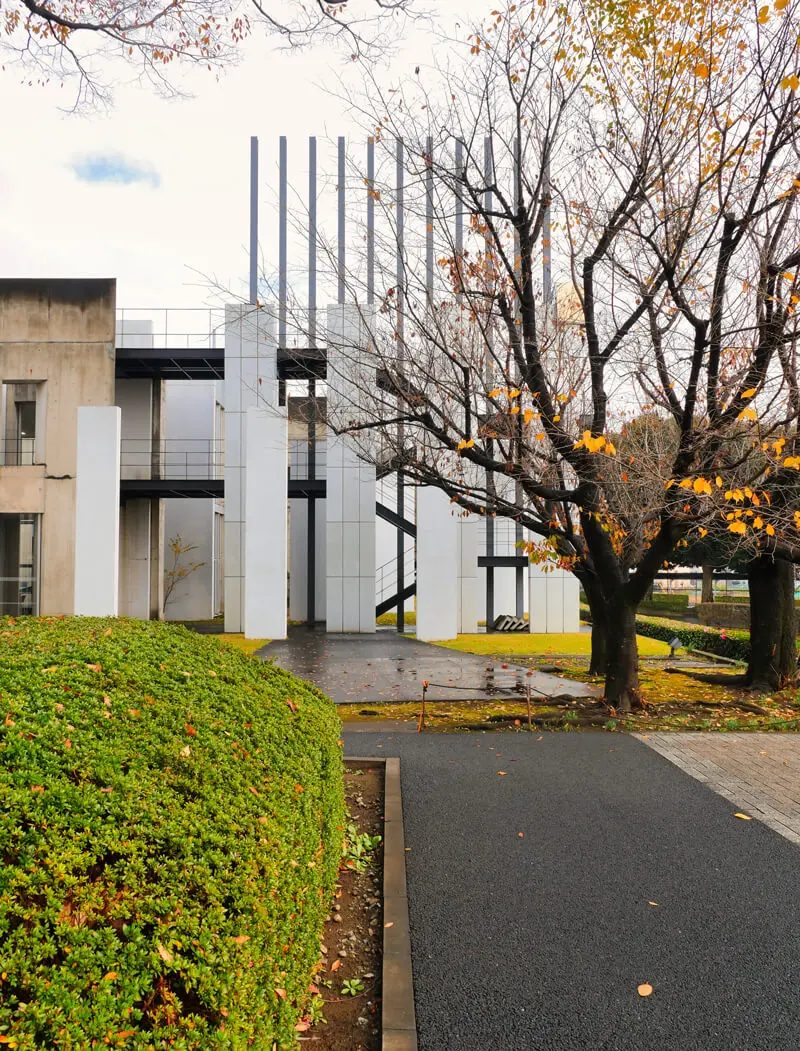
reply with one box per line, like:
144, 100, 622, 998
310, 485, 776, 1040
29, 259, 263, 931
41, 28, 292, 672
348, 756, 417, 1051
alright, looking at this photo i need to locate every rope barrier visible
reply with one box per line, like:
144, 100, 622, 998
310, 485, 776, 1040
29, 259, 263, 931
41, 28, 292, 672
418, 677, 547, 732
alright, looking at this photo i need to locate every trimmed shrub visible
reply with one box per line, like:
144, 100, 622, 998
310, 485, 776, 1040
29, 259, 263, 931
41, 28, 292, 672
639, 593, 690, 615
0, 617, 344, 1049
580, 605, 751, 662
633, 612, 750, 662
695, 602, 750, 629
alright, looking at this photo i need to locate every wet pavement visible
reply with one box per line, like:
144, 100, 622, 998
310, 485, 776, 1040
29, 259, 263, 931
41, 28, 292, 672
259, 626, 597, 704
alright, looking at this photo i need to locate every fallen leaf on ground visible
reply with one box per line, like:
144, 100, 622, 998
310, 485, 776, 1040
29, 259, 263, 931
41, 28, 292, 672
638, 983, 653, 997
518, 832, 524, 838
384, 922, 394, 928
497, 771, 508, 776
331, 959, 342, 972
734, 812, 752, 820
647, 901, 659, 907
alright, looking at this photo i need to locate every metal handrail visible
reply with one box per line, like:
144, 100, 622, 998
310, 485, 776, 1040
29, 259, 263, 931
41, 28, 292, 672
120, 438, 225, 480
0, 439, 39, 466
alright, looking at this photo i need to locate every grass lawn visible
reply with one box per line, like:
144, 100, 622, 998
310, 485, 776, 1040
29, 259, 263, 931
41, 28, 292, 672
340, 631, 800, 733
217, 632, 270, 655
432, 632, 670, 658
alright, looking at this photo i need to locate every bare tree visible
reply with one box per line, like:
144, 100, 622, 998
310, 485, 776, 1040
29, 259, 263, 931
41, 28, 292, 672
307, 0, 800, 709
2, 0, 414, 108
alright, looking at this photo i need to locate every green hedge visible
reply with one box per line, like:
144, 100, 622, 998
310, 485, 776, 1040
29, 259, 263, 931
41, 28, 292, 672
639, 593, 690, 614
633, 613, 750, 662
0, 617, 345, 1049
580, 605, 750, 662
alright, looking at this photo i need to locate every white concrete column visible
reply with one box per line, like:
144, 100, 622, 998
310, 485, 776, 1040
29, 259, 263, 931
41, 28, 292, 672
458, 515, 479, 634
528, 564, 580, 633
326, 304, 376, 633
74, 406, 121, 616
244, 407, 288, 639
223, 304, 278, 632
416, 486, 458, 641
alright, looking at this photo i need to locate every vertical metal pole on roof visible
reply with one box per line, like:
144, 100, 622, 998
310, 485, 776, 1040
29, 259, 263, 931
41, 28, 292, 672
307, 136, 317, 626
513, 135, 524, 619
455, 139, 464, 264
484, 135, 495, 631
279, 136, 288, 349
542, 153, 552, 322
278, 136, 288, 406
425, 135, 434, 307
367, 138, 375, 306
249, 136, 258, 304
396, 137, 405, 634
338, 136, 346, 305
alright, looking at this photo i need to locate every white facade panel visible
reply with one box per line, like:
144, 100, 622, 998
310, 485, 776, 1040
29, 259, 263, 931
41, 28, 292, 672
325, 304, 376, 633
74, 406, 121, 616
416, 486, 458, 641
244, 407, 288, 639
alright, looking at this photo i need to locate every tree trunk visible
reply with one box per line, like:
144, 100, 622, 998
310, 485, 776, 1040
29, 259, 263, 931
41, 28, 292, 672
604, 597, 643, 712
777, 560, 797, 684
746, 556, 796, 692
701, 565, 714, 604
582, 576, 608, 676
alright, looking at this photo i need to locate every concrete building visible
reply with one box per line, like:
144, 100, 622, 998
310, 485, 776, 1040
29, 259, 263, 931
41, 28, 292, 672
0, 278, 578, 638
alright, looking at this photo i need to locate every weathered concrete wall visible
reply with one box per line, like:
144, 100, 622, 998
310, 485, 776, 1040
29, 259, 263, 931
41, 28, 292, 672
0, 279, 116, 614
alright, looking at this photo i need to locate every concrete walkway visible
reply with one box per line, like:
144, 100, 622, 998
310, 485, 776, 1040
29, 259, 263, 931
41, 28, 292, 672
345, 730, 800, 1050
262, 627, 596, 704
638, 732, 800, 846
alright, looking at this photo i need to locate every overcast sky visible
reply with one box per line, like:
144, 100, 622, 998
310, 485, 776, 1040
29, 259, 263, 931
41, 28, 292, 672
1, 2, 483, 321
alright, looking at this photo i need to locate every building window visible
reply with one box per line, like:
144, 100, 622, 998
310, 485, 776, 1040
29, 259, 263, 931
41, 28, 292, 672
2, 383, 39, 466
0, 513, 39, 616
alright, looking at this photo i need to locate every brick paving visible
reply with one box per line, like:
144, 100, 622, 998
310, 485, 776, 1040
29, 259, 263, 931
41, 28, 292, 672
637, 732, 800, 846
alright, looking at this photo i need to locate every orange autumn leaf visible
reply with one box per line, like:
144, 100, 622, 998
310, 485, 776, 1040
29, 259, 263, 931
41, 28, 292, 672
638, 983, 653, 997
331, 959, 342, 972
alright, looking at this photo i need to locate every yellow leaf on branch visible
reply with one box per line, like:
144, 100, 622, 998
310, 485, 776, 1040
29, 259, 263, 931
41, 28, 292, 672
728, 521, 747, 535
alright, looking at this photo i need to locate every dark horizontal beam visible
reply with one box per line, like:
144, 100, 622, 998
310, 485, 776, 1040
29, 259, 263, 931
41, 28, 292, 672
120, 477, 328, 500
115, 346, 329, 381
478, 555, 529, 568
288, 478, 326, 498
375, 501, 417, 537
115, 347, 225, 381
120, 478, 224, 500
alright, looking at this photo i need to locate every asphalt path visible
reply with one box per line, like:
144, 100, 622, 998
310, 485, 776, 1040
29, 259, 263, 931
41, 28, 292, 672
345, 731, 800, 1050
